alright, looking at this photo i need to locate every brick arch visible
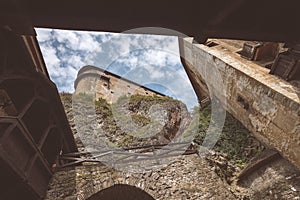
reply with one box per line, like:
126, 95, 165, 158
86, 184, 154, 200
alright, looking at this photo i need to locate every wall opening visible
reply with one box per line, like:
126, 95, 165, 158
237, 95, 249, 110
87, 184, 155, 200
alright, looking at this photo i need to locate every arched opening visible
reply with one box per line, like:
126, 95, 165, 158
87, 184, 154, 200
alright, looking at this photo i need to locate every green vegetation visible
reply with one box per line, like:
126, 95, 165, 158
93, 94, 184, 147
60, 92, 265, 183
127, 94, 179, 112
60, 93, 263, 170
74, 92, 94, 102
131, 113, 151, 126
59, 92, 72, 102
190, 104, 265, 183
95, 97, 112, 120
193, 104, 264, 169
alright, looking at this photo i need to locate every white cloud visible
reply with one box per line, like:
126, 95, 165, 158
36, 28, 199, 110
52, 29, 102, 53
36, 29, 53, 42
78, 33, 101, 52
39, 44, 61, 76
53, 30, 78, 48
116, 55, 138, 68
57, 44, 67, 54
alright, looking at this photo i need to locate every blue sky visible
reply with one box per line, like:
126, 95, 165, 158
36, 28, 198, 110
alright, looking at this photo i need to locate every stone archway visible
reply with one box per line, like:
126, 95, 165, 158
87, 184, 155, 200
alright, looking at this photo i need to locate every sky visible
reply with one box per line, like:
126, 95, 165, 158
35, 28, 198, 110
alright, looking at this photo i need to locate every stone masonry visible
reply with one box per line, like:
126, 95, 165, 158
179, 37, 300, 169
74, 65, 163, 104
45, 154, 235, 200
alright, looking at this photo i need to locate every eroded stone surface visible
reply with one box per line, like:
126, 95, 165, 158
236, 157, 300, 200
45, 155, 235, 200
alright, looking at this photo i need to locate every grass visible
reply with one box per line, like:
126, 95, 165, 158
193, 104, 264, 168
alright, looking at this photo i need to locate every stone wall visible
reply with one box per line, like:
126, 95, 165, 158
75, 66, 163, 103
50, 91, 236, 199
45, 155, 235, 200
179, 37, 300, 169
238, 156, 300, 199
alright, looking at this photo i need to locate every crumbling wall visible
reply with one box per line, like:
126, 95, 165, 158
45, 155, 235, 200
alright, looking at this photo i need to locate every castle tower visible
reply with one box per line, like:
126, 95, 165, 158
74, 65, 164, 103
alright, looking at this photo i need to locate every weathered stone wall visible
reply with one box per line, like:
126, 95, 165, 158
75, 66, 163, 103
238, 156, 300, 199
45, 155, 235, 200
53, 93, 238, 200
179, 37, 300, 169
